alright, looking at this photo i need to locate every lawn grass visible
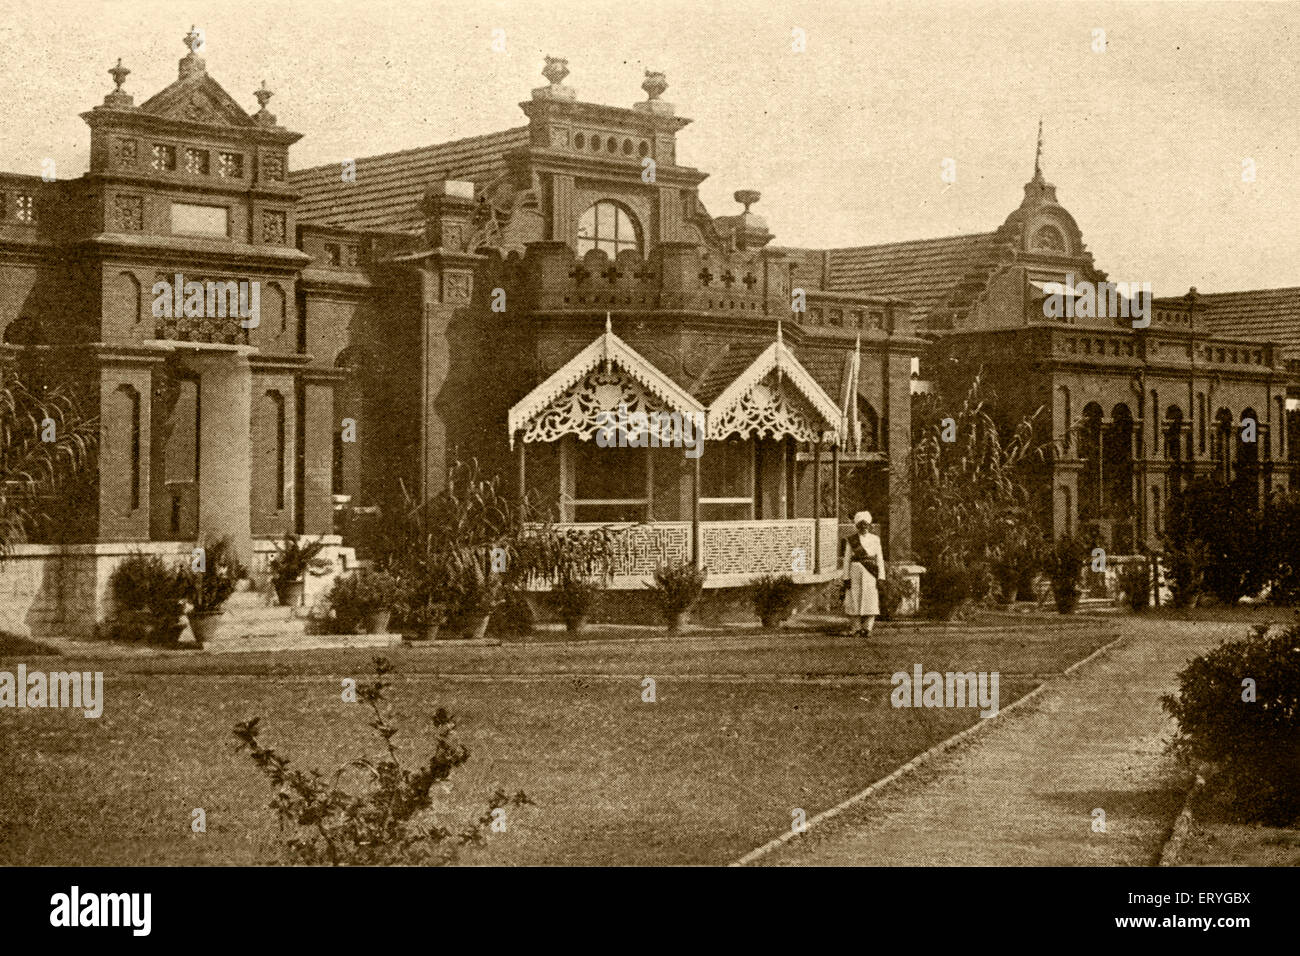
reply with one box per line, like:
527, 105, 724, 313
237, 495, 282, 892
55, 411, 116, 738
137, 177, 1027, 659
1177, 791, 1300, 866
0, 617, 1118, 866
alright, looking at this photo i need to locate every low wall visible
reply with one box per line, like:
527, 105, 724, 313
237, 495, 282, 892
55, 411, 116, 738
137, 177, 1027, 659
0, 537, 353, 640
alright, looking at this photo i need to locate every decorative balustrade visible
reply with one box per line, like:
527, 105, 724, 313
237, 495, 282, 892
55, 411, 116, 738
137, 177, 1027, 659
532, 518, 840, 588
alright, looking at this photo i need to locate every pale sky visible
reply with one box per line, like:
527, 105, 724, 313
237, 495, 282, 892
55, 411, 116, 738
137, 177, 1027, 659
2, 0, 1297, 296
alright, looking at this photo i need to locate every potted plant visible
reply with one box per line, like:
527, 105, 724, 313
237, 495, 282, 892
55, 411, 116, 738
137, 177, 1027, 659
646, 560, 708, 632
177, 537, 246, 647
751, 574, 799, 629
408, 600, 450, 641
552, 577, 601, 633
269, 534, 332, 608
325, 567, 403, 634
1047, 533, 1088, 614
453, 547, 503, 640
102, 552, 187, 646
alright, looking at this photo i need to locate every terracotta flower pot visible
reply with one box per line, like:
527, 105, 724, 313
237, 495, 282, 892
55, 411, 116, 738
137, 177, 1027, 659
462, 613, 491, 641
276, 578, 305, 608
665, 610, 687, 632
362, 609, 392, 634
188, 610, 226, 647
564, 614, 589, 634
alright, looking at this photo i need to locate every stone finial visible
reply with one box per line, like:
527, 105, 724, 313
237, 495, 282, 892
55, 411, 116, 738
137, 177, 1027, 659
642, 70, 667, 101
633, 69, 674, 116
532, 56, 575, 101
252, 80, 277, 125
542, 56, 569, 87
735, 190, 761, 213
110, 58, 130, 91
179, 25, 206, 79
103, 58, 134, 108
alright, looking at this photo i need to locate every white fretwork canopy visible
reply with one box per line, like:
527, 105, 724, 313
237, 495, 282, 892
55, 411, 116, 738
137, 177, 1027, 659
707, 336, 843, 444
507, 317, 704, 446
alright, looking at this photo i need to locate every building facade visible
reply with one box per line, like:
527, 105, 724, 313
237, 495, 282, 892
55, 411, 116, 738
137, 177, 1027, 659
0, 34, 1294, 634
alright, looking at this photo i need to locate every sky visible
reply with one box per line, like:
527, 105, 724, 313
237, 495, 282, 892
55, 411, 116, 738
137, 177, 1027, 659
1, 0, 1296, 296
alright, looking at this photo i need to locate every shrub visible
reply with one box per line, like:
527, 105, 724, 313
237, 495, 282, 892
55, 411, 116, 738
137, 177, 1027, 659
177, 537, 245, 614
102, 553, 186, 645
1046, 534, 1087, 614
992, 539, 1046, 603
234, 657, 531, 864
1261, 491, 1300, 605
910, 371, 1051, 612
379, 463, 521, 630
1116, 558, 1151, 613
752, 574, 799, 628
0, 363, 97, 563
1161, 625, 1300, 825
925, 564, 977, 624
268, 534, 332, 603
1164, 476, 1265, 605
646, 560, 707, 624
551, 577, 601, 630
326, 568, 403, 634
1165, 539, 1209, 608
878, 575, 918, 620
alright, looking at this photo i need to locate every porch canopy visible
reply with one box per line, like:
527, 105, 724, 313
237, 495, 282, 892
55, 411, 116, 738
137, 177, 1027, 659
507, 319, 849, 583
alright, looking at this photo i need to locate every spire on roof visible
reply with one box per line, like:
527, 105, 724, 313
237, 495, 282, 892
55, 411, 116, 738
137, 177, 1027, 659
1034, 117, 1044, 179
1021, 118, 1058, 204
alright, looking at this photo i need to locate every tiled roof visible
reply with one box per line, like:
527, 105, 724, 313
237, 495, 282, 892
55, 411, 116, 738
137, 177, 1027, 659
795, 347, 851, 406
289, 126, 530, 233
690, 340, 771, 404
825, 233, 996, 325
1194, 287, 1300, 358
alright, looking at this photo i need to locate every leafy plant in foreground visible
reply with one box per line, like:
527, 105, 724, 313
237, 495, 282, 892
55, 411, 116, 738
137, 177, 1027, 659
234, 657, 531, 865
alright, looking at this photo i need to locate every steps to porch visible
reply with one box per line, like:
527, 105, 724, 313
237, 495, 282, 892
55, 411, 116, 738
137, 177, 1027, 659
188, 591, 401, 654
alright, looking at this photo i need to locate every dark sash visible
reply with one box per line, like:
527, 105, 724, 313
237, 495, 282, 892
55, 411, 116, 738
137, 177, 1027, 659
845, 535, 879, 580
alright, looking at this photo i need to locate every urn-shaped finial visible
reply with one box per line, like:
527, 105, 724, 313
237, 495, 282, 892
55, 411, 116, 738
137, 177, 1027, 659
109, 58, 131, 92
642, 70, 667, 101
734, 190, 761, 213
254, 80, 273, 110
542, 56, 570, 87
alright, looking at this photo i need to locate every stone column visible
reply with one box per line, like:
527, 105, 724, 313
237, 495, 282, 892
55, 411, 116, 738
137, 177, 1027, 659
186, 348, 254, 567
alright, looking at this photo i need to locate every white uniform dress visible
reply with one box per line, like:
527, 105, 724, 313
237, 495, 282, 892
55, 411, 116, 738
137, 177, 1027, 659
843, 532, 886, 616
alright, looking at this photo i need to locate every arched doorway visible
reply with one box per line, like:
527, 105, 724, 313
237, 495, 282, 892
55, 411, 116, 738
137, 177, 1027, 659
1106, 404, 1136, 553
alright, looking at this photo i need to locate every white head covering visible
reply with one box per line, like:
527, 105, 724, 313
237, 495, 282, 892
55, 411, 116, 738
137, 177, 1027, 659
853, 510, 872, 526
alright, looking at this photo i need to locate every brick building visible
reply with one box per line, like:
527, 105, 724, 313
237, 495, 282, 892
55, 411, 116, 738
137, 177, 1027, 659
0, 34, 1294, 634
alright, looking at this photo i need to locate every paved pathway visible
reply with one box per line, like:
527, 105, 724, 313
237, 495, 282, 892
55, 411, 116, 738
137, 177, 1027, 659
756, 618, 1232, 866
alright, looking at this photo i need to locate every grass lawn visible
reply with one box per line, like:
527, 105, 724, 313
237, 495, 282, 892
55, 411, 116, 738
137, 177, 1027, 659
0, 616, 1119, 866
1176, 793, 1300, 867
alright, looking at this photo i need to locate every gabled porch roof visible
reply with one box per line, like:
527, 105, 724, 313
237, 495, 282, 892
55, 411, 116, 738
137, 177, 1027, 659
508, 320, 846, 446
507, 317, 704, 445
706, 336, 844, 442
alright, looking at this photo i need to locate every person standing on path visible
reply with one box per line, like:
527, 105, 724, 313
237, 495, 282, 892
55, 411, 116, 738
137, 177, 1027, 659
841, 511, 885, 638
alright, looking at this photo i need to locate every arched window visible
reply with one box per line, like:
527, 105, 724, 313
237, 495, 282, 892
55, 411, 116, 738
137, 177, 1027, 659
1033, 224, 1066, 252
578, 201, 641, 257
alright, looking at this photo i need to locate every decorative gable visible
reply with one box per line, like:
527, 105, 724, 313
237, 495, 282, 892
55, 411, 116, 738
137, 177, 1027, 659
139, 73, 256, 128
508, 315, 704, 445
707, 336, 843, 443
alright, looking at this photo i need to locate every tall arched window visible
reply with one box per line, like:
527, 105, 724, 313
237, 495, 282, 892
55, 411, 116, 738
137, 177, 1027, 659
577, 201, 641, 257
